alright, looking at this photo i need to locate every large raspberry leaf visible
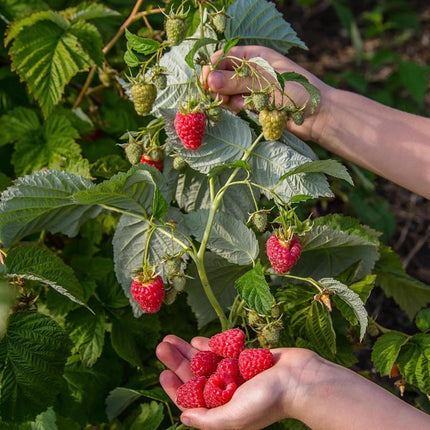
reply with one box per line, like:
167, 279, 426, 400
6, 13, 103, 117
249, 140, 333, 201
0, 169, 100, 247
175, 168, 258, 222
225, 0, 307, 53
5, 245, 89, 310
184, 209, 259, 266
0, 312, 71, 422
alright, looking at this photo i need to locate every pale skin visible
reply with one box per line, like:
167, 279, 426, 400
156, 335, 430, 430
201, 45, 430, 199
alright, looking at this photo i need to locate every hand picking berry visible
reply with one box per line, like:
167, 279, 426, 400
190, 350, 222, 377
266, 231, 302, 273
176, 376, 207, 409
259, 107, 288, 141
174, 110, 206, 150
238, 348, 275, 380
130, 82, 157, 116
208, 328, 246, 358
130, 275, 165, 313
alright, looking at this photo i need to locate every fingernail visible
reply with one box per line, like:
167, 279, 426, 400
209, 71, 224, 89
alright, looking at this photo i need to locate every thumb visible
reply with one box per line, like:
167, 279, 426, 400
206, 70, 256, 96
180, 407, 239, 430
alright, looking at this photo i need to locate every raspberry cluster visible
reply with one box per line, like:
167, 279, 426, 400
176, 328, 274, 409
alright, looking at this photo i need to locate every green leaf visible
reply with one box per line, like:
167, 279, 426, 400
280, 160, 353, 186
110, 312, 160, 368
223, 37, 240, 53
348, 274, 376, 303
5, 245, 89, 308
416, 309, 430, 333
397, 333, 430, 393
125, 29, 161, 54
371, 331, 410, 377
249, 141, 333, 201
235, 261, 274, 314
398, 61, 428, 104
105, 387, 170, 421
375, 245, 430, 320
66, 308, 105, 367
0, 107, 40, 147
63, 3, 120, 22
129, 402, 164, 430
187, 252, 248, 328
279, 72, 321, 113
0, 312, 71, 422
185, 37, 218, 69
184, 209, 259, 266
0, 170, 100, 247
8, 15, 102, 116
124, 47, 141, 68
225, 0, 307, 52
12, 112, 82, 176
163, 109, 254, 174
305, 301, 336, 359
74, 165, 170, 217
318, 278, 368, 341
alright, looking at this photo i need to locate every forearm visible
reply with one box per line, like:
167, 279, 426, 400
292, 358, 430, 430
305, 88, 430, 199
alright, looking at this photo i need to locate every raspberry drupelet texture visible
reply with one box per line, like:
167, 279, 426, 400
174, 111, 206, 150
130, 275, 165, 313
238, 348, 275, 380
216, 358, 245, 386
266, 233, 302, 273
208, 328, 246, 359
203, 371, 237, 408
190, 350, 222, 377
176, 376, 207, 409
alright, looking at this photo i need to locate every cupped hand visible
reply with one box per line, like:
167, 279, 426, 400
156, 334, 322, 430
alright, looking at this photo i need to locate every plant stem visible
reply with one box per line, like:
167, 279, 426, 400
268, 272, 324, 293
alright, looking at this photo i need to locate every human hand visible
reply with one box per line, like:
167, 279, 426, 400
201, 45, 332, 142
156, 334, 323, 430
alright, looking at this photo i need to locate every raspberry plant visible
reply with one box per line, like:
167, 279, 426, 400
0, 0, 430, 428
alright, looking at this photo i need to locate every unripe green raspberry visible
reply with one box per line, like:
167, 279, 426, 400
147, 147, 164, 162
164, 287, 178, 305
291, 110, 305, 126
124, 141, 143, 165
236, 65, 250, 78
211, 12, 228, 33
260, 324, 282, 347
247, 310, 264, 327
152, 73, 167, 90
131, 82, 157, 116
170, 273, 187, 292
165, 257, 182, 276
165, 16, 187, 46
207, 106, 223, 123
259, 108, 288, 141
173, 156, 188, 171
252, 92, 270, 112
250, 211, 268, 232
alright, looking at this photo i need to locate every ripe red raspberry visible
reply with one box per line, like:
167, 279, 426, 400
130, 275, 165, 313
266, 233, 302, 273
238, 348, 274, 380
190, 350, 222, 377
176, 376, 207, 409
140, 153, 163, 171
216, 358, 245, 386
208, 328, 246, 359
174, 111, 206, 150
203, 371, 237, 408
